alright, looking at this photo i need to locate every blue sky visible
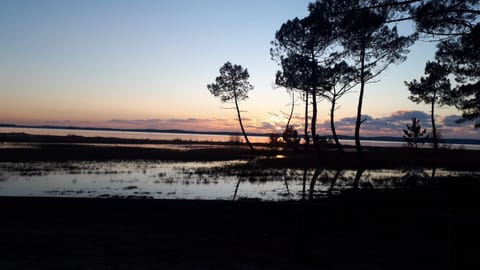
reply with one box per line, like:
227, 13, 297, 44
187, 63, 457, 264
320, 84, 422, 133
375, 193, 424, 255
0, 0, 477, 138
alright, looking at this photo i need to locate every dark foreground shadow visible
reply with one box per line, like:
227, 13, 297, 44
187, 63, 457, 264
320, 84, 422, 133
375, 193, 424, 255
2, 174, 480, 270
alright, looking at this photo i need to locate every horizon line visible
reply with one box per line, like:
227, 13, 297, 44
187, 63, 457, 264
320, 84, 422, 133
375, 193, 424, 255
1, 123, 480, 144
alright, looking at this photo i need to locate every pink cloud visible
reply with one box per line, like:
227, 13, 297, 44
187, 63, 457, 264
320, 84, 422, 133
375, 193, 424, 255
317, 111, 479, 139
2, 110, 478, 139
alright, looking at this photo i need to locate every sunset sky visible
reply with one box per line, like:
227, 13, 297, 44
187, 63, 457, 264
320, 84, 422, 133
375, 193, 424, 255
0, 0, 477, 139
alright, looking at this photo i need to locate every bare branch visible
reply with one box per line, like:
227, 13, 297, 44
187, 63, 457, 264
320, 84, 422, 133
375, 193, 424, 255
335, 0, 421, 15
366, 79, 381, 84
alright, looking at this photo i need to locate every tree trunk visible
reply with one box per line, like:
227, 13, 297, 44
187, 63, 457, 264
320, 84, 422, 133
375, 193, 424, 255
285, 92, 298, 151
311, 89, 320, 153
330, 94, 344, 153
286, 92, 294, 129
355, 41, 366, 155
233, 89, 255, 152
431, 91, 438, 150
310, 49, 320, 155
304, 92, 310, 152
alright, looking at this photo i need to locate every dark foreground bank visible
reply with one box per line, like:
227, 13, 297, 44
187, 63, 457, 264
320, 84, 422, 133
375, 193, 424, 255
1, 182, 480, 270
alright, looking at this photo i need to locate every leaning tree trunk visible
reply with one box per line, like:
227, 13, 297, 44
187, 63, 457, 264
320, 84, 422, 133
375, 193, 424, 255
355, 41, 366, 155
233, 89, 255, 152
330, 94, 344, 153
285, 92, 298, 151
431, 91, 438, 150
286, 92, 295, 130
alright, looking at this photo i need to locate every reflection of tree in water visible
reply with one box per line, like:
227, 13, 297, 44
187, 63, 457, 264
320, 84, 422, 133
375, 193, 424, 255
227, 166, 385, 200
229, 164, 302, 201
353, 168, 365, 189
308, 169, 322, 200
303, 167, 446, 198
306, 169, 345, 200
301, 169, 308, 200
328, 170, 342, 196
233, 177, 241, 201
194, 162, 455, 200
401, 167, 435, 188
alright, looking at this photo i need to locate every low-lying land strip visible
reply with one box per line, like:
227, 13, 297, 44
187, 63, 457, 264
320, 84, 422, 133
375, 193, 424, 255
1, 132, 479, 170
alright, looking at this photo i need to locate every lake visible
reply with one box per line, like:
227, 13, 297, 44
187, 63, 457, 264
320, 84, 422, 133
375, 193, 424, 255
0, 126, 268, 143
2, 126, 479, 150
1, 126, 479, 201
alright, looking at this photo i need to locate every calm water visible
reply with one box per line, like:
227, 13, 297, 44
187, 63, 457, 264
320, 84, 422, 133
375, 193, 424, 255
2, 126, 479, 150
0, 127, 269, 143
1, 127, 479, 200
1, 160, 478, 200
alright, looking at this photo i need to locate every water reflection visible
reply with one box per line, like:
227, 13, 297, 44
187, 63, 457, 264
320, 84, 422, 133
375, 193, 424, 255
0, 160, 478, 201
353, 168, 365, 189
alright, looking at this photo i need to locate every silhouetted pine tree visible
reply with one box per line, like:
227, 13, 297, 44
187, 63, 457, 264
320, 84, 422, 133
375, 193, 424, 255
405, 61, 453, 150
207, 62, 255, 152
403, 117, 429, 148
